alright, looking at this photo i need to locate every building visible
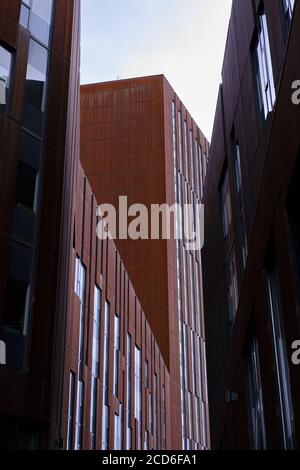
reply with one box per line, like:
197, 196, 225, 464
0, 0, 81, 449
0, 1, 173, 452
202, 0, 300, 449
80, 75, 210, 450
61, 162, 171, 450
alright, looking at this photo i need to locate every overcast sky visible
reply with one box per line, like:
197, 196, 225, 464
81, 0, 232, 139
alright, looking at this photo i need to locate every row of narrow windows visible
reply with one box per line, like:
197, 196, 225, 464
68, 257, 165, 450
219, 0, 296, 450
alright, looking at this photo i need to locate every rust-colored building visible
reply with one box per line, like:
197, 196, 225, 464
202, 0, 300, 449
0, 0, 81, 449
61, 163, 171, 450
80, 75, 210, 450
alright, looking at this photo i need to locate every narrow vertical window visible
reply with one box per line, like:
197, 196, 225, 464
190, 129, 195, 189
67, 371, 75, 450
178, 110, 183, 174
134, 345, 142, 449
101, 301, 110, 450
184, 120, 189, 180
74, 258, 86, 362
267, 271, 295, 449
254, 8, 276, 120
234, 142, 248, 267
126, 334, 132, 449
282, 0, 295, 26
145, 360, 149, 388
114, 403, 123, 450
220, 170, 239, 323
245, 336, 267, 449
0, 45, 12, 112
90, 286, 101, 449
113, 314, 120, 396
75, 380, 84, 450
23, 39, 49, 136
153, 373, 158, 450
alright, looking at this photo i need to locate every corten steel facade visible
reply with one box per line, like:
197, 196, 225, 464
80, 76, 210, 450
61, 163, 171, 450
0, 0, 81, 449
202, 0, 300, 449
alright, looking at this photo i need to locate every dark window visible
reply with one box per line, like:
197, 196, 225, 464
0, 45, 12, 112
15, 162, 37, 211
266, 270, 295, 449
67, 371, 75, 450
220, 169, 239, 323
3, 278, 29, 335
3, 241, 33, 336
234, 142, 248, 267
245, 336, 267, 449
20, 131, 42, 169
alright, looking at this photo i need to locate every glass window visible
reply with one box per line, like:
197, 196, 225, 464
134, 345, 142, 449
67, 371, 75, 450
102, 301, 110, 449
254, 10, 276, 120
3, 242, 33, 336
245, 336, 267, 449
234, 142, 248, 267
30, 0, 53, 46
101, 404, 109, 450
149, 392, 153, 435
267, 271, 295, 449
3, 278, 30, 336
15, 162, 38, 211
20, 3, 30, 28
282, 0, 295, 23
178, 110, 183, 174
20, 0, 53, 46
145, 359, 149, 388
20, 130, 42, 170
184, 120, 189, 180
90, 286, 101, 449
126, 334, 132, 450
190, 129, 195, 189
0, 45, 12, 111
113, 315, 120, 396
103, 301, 110, 390
188, 392, 193, 442
220, 170, 239, 322
90, 376, 97, 450
144, 430, 149, 450
74, 258, 86, 361
153, 373, 158, 450
114, 404, 123, 450
23, 39, 48, 136
92, 287, 101, 375
75, 380, 84, 450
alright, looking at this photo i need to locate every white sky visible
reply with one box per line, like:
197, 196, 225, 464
81, 0, 232, 139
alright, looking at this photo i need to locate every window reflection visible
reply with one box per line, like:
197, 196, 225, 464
20, 0, 53, 46
0, 46, 12, 111
23, 40, 48, 136
30, 0, 53, 46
